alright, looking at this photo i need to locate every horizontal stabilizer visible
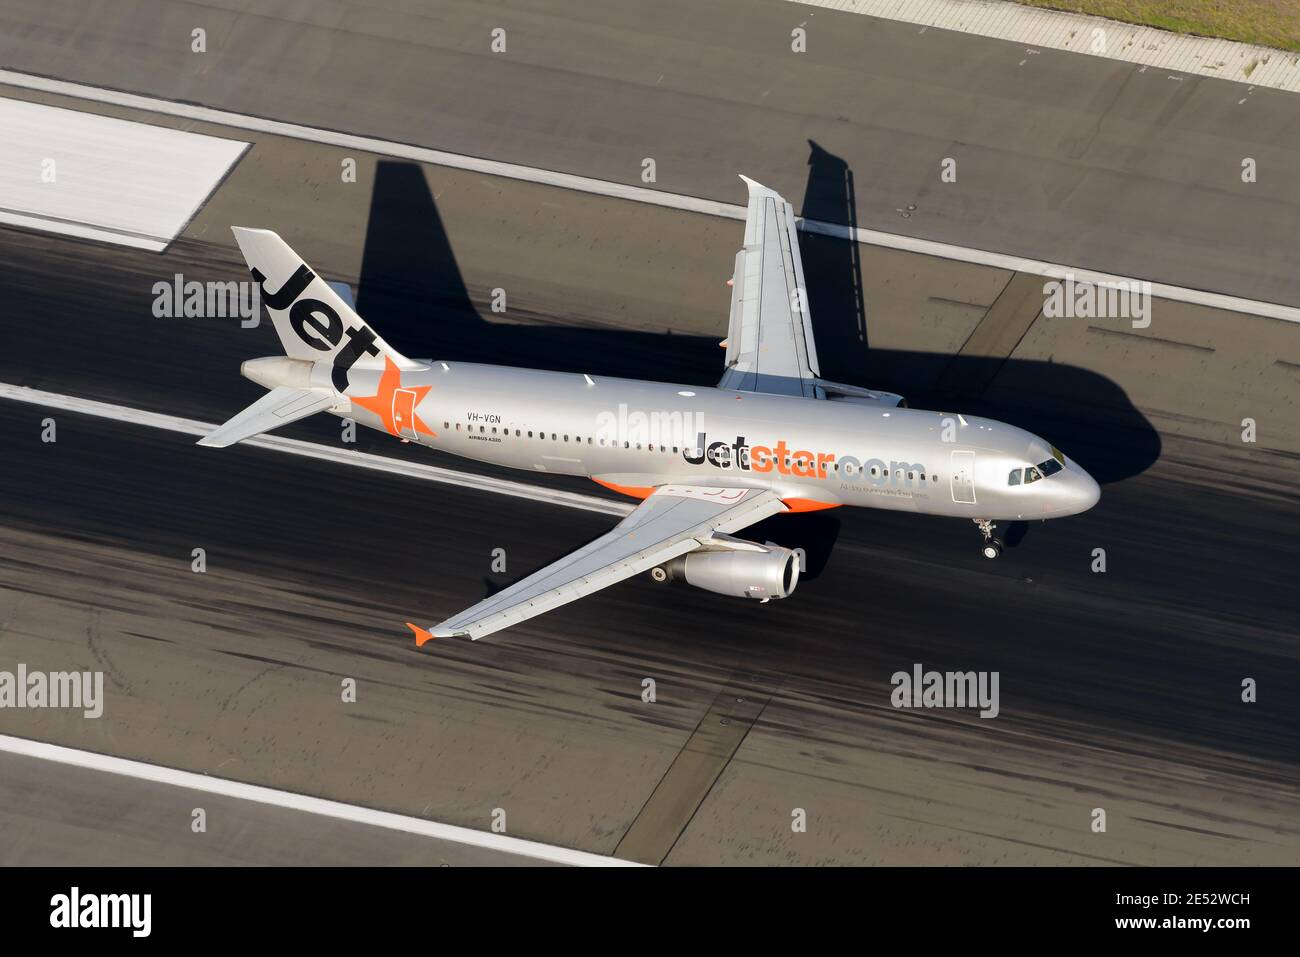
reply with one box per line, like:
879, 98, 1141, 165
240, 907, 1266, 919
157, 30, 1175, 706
197, 386, 335, 448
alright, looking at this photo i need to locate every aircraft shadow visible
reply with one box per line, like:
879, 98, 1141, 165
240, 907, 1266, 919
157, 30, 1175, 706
356, 157, 1159, 493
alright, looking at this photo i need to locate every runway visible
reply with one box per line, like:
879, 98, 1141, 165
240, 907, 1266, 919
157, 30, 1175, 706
0, 749, 564, 866
0, 0, 1299, 306
0, 2, 1297, 866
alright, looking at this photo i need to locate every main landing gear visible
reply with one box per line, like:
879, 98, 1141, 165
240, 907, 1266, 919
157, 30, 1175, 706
974, 518, 1002, 559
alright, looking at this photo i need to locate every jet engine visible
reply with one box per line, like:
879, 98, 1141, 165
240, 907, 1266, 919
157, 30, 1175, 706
653, 543, 800, 601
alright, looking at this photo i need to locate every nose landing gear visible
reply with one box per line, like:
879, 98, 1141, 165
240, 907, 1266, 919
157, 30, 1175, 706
974, 518, 1002, 559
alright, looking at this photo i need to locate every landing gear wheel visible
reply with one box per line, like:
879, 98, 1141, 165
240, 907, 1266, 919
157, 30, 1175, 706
650, 566, 669, 583
973, 518, 1001, 559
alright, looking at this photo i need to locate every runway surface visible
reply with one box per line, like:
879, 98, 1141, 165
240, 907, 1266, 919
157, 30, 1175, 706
0, 0, 1298, 306
0, 751, 553, 866
0, 10, 1298, 865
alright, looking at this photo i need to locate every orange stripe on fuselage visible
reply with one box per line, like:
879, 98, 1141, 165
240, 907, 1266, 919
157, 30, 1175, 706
780, 497, 841, 512
592, 478, 656, 500
594, 479, 840, 514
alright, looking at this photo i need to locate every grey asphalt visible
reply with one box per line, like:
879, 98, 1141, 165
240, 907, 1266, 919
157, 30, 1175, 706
0, 0, 1297, 307
0, 6, 1297, 865
0, 752, 553, 866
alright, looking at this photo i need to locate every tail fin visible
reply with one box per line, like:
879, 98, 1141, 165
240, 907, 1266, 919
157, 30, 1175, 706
231, 227, 418, 390
198, 228, 421, 449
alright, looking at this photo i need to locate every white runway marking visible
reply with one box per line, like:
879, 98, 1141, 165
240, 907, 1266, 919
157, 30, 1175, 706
0, 734, 642, 867
0, 69, 1296, 324
0, 97, 246, 251
792, 0, 1300, 93
0, 382, 633, 518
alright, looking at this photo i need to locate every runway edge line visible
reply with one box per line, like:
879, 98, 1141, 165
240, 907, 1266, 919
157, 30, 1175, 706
0, 734, 643, 867
0, 382, 633, 518
0, 68, 1296, 324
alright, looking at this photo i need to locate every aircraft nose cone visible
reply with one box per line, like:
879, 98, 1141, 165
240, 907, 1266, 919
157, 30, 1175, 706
1075, 469, 1101, 513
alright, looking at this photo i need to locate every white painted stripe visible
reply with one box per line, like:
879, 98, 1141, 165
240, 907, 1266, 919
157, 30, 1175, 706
0, 382, 633, 519
0, 734, 640, 867
789, 0, 1300, 91
0, 96, 247, 251
0, 212, 166, 252
0, 69, 1295, 323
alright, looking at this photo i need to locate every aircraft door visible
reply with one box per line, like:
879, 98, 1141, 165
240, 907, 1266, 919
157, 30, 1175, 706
950, 450, 976, 505
393, 388, 421, 440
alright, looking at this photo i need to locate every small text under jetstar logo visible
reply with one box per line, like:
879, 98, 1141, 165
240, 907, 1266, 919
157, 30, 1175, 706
0, 664, 104, 718
891, 663, 1000, 719
50, 888, 151, 938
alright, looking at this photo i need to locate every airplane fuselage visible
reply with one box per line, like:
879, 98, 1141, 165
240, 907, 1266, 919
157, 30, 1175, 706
315, 359, 1100, 521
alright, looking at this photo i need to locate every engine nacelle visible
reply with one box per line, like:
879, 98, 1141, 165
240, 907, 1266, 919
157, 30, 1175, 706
662, 545, 800, 601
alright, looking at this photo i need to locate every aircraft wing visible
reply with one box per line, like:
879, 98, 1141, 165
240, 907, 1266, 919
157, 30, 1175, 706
426, 485, 787, 640
718, 175, 822, 398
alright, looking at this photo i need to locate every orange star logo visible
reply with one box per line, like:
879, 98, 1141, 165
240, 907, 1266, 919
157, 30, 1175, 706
350, 356, 436, 438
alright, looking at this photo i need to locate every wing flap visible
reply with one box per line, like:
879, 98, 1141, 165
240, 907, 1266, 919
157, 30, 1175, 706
428, 486, 787, 640
719, 176, 820, 397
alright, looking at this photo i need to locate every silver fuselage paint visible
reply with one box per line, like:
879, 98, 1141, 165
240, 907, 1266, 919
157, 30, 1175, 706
321, 360, 1100, 521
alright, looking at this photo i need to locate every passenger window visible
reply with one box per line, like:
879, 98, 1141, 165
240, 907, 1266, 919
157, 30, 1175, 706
1008, 469, 1021, 486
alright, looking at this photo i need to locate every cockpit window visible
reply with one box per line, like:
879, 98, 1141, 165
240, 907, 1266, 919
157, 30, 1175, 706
1023, 466, 1043, 484
1038, 457, 1063, 477
1007, 469, 1021, 486
1049, 445, 1065, 465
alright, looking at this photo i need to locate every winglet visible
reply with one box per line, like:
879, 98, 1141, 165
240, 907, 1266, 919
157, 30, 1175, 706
738, 174, 776, 198
405, 622, 436, 647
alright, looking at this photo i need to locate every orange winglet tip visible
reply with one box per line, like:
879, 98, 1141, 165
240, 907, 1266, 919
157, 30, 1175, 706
406, 622, 436, 646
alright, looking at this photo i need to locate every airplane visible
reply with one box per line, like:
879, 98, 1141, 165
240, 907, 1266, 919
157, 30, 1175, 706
201, 176, 1100, 641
